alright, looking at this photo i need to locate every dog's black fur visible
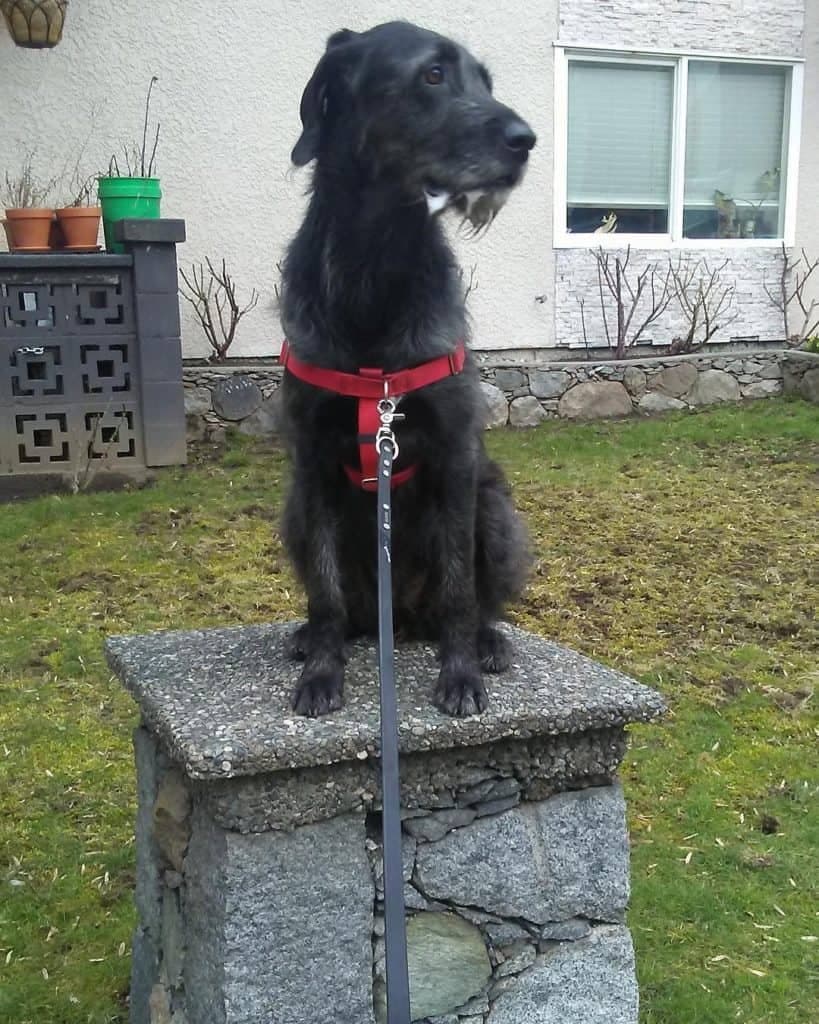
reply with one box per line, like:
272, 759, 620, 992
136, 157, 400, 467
278, 21, 535, 717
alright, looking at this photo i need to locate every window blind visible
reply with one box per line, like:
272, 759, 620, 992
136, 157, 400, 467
567, 61, 674, 207
684, 62, 788, 206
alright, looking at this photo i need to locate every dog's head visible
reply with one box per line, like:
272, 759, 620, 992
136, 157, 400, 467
292, 21, 536, 231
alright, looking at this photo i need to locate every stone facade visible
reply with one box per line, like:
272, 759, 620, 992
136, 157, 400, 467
184, 348, 797, 438
558, 0, 805, 56
106, 623, 665, 1024
554, 249, 787, 353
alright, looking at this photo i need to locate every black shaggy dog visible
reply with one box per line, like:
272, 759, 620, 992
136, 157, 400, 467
279, 21, 535, 718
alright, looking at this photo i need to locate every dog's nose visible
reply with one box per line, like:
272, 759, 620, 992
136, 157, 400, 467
503, 119, 536, 154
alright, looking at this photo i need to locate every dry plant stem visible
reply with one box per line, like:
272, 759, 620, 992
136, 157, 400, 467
179, 259, 260, 362
459, 263, 478, 303
669, 257, 738, 354
3, 152, 57, 208
594, 246, 673, 358
763, 243, 819, 346
72, 400, 126, 494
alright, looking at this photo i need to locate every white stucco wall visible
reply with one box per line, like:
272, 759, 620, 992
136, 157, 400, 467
794, 0, 819, 329
2, 1, 814, 356
0, 0, 556, 358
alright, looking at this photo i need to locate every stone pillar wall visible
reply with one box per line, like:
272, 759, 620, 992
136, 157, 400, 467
106, 622, 665, 1024
116, 219, 188, 467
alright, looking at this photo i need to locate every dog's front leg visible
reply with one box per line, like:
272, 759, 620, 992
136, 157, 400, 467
292, 505, 348, 717
433, 458, 487, 717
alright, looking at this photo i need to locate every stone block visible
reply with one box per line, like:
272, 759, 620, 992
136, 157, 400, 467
802, 368, 819, 402
622, 366, 647, 397
236, 393, 281, 437
687, 369, 741, 405
741, 380, 781, 398
185, 807, 375, 1024
558, 382, 632, 420
509, 396, 547, 427
495, 369, 528, 391
480, 382, 509, 427
648, 363, 697, 398
414, 786, 629, 924
487, 926, 638, 1024
529, 370, 570, 399
637, 392, 687, 414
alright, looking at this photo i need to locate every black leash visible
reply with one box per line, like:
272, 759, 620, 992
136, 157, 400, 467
375, 398, 412, 1024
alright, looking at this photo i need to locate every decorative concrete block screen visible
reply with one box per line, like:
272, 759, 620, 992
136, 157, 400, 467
0, 220, 187, 490
106, 623, 665, 1024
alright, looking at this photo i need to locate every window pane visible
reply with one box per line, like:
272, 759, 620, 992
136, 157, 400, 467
684, 62, 788, 239
567, 61, 673, 234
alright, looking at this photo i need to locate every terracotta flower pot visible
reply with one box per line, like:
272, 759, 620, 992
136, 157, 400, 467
55, 206, 101, 250
4, 207, 55, 251
1, 220, 12, 250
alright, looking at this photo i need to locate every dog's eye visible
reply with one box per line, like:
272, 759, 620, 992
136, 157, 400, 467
424, 65, 445, 86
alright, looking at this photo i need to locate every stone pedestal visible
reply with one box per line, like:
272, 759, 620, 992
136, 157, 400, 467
105, 623, 665, 1024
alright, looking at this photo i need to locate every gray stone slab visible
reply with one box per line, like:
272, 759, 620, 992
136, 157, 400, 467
133, 727, 164, 940
404, 808, 477, 843
487, 925, 638, 1024
183, 809, 226, 1024
130, 926, 160, 1024
185, 807, 374, 1024
105, 624, 665, 780
414, 786, 629, 925
529, 370, 570, 399
404, 912, 492, 1021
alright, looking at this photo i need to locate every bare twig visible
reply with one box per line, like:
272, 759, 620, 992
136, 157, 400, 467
458, 263, 479, 304
763, 243, 819, 346
106, 76, 161, 179
668, 256, 738, 354
72, 401, 127, 493
179, 258, 260, 362
3, 152, 58, 208
578, 295, 592, 360
592, 246, 673, 358
142, 76, 160, 177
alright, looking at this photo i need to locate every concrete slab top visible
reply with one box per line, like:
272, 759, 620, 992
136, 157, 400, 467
105, 622, 665, 780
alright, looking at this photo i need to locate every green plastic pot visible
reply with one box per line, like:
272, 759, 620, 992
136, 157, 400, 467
98, 176, 161, 253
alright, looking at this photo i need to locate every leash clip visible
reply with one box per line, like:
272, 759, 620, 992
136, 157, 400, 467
376, 398, 404, 460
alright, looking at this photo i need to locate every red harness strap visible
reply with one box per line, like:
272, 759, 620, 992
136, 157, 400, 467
279, 340, 466, 492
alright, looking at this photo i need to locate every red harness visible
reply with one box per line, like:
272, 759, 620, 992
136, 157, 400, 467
279, 340, 467, 492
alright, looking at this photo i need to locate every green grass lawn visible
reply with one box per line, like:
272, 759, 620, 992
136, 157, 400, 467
1, 398, 817, 1024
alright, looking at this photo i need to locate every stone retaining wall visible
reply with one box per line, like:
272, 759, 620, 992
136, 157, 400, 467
781, 350, 819, 402
105, 622, 665, 1024
183, 348, 815, 441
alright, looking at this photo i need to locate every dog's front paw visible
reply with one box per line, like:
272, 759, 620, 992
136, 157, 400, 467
434, 664, 488, 717
478, 626, 511, 673
292, 667, 344, 717
286, 623, 312, 662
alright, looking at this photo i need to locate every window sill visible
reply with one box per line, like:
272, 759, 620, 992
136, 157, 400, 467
554, 235, 788, 250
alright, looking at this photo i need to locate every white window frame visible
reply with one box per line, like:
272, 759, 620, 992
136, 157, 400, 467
554, 44, 804, 249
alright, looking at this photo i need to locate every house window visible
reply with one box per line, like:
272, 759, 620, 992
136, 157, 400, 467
568, 60, 674, 235
557, 49, 802, 246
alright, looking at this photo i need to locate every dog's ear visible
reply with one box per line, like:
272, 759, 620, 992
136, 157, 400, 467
292, 29, 360, 167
